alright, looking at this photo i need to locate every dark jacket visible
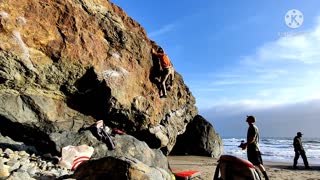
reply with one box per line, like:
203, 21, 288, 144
293, 136, 304, 152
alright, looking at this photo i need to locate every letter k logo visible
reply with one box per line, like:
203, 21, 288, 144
285, 9, 304, 29
290, 14, 298, 25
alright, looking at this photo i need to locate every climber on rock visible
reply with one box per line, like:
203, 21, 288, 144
151, 47, 174, 98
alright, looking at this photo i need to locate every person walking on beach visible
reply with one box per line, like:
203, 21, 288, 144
293, 132, 311, 169
242, 115, 269, 180
152, 47, 174, 98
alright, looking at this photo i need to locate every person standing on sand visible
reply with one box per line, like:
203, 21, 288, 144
293, 132, 311, 169
242, 115, 269, 180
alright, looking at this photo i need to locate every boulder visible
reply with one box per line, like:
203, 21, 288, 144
49, 130, 169, 172
73, 156, 171, 180
170, 115, 223, 157
0, 0, 197, 154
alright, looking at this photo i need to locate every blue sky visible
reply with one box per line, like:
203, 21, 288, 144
110, 0, 320, 138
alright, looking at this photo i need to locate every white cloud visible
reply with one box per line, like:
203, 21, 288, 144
254, 32, 320, 64
212, 80, 266, 86
211, 73, 243, 78
148, 23, 176, 38
195, 88, 223, 92
206, 16, 320, 106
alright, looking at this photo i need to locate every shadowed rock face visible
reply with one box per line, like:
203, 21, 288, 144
73, 156, 172, 180
49, 131, 170, 172
0, 0, 197, 154
170, 115, 223, 158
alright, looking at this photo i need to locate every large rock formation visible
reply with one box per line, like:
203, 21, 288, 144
49, 131, 170, 172
0, 0, 197, 154
170, 115, 223, 158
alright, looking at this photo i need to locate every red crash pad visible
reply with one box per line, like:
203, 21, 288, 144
174, 170, 201, 179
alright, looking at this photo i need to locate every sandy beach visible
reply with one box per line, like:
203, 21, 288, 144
168, 155, 320, 180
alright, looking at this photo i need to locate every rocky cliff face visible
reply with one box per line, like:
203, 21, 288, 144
0, 0, 197, 154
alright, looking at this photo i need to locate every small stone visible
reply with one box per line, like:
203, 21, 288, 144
20, 156, 30, 164
7, 171, 31, 180
19, 164, 29, 172
18, 151, 28, 157
59, 169, 70, 176
24, 153, 30, 157
3, 148, 14, 159
5, 159, 17, 166
10, 153, 20, 161
30, 156, 37, 161
40, 171, 56, 178
0, 159, 10, 178
46, 162, 53, 169
19, 161, 31, 172
48, 169, 59, 176
27, 167, 37, 177
1, 158, 9, 163
4, 148, 13, 155
7, 160, 21, 172
41, 165, 47, 171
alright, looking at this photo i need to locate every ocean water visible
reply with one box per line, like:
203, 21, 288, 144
223, 137, 320, 165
